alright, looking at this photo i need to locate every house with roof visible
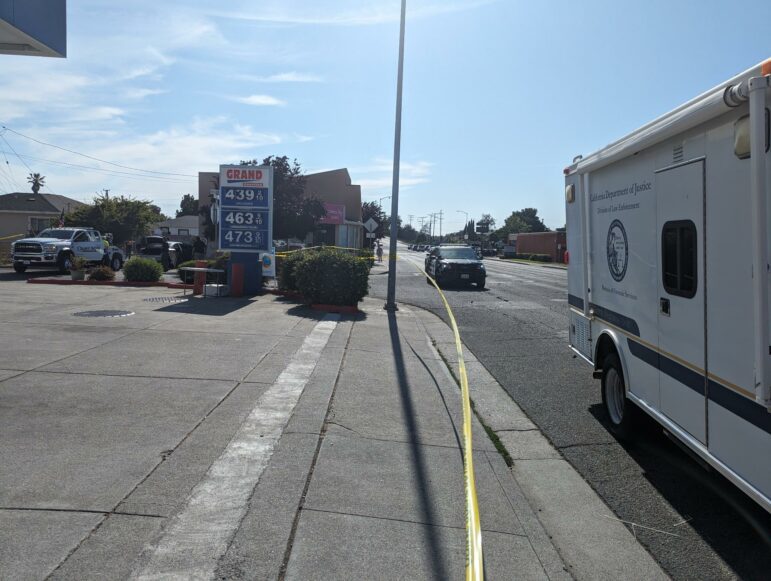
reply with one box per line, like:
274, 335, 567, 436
0, 192, 84, 254
150, 215, 199, 241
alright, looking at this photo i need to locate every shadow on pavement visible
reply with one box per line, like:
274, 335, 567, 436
588, 403, 771, 579
155, 296, 256, 317
387, 310, 449, 581
0, 269, 63, 281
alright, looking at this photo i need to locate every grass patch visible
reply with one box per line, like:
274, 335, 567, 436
432, 339, 514, 467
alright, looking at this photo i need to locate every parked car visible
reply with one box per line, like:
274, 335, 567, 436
425, 244, 486, 289
136, 236, 177, 270
169, 241, 193, 264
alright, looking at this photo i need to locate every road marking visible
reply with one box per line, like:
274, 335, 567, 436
131, 315, 340, 581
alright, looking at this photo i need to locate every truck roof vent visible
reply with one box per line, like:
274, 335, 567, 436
673, 144, 684, 163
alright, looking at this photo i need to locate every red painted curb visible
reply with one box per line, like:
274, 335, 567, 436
27, 279, 193, 289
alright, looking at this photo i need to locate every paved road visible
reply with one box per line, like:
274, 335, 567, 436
370, 242, 771, 581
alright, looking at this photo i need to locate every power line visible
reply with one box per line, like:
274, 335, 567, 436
0, 125, 198, 178
0, 150, 195, 184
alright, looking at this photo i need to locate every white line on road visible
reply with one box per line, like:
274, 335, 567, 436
131, 315, 340, 581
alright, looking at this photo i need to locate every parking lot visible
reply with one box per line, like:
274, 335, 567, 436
0, 274, 328, 579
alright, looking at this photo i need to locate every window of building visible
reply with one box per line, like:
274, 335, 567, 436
178, 229, 189, 236
160, 226, 170, 235
662, 220, 697, 298
30, 217, 55, 234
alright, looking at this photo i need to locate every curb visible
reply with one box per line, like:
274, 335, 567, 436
405, 304, 668, 581
27, 278, 193, 289
263, 289, 361, 314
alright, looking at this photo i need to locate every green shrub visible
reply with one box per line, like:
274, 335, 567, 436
278, 251, 307, 291
529, 254, 552, 262
294, 248, 369, 305
87, 265, 116, 281
70, 255, 88, 270
123, 257, 163, 282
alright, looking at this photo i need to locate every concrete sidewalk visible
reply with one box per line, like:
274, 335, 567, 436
0, 277, 665, 579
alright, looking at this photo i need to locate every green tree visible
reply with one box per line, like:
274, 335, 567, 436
64, 194, 165, 243
240, 156, 325, 241
361, 201, 387, 239
176, 193, 199, 217
27, 173, 46, 194
515, 208, 548, 232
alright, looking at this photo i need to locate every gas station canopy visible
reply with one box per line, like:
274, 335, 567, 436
0, 0, 66, 58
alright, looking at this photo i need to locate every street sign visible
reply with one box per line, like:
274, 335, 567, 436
475, 223, 489, 234
218, 165, 273, 253
366, 232, 376, 238
364, 217, 379, 233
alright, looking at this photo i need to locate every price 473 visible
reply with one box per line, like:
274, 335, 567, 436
224, 230, 262, 244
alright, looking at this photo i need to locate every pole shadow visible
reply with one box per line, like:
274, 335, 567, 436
387, 310, 450, 581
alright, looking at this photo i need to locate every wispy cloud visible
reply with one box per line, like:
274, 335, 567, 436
213, 0, 499, 26
354, 157, 433, 192
124, 88, 168, 100
251, 72, 323, 83
234, 94, 287, 107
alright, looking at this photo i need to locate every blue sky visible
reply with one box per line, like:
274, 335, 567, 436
1, 0, 770, 230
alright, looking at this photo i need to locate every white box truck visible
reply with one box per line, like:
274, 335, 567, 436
566, 58, 771, 514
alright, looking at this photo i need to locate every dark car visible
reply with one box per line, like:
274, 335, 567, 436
426, 245, 486, 289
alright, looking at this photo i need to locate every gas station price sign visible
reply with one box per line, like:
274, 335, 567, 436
218, 165, 273, 253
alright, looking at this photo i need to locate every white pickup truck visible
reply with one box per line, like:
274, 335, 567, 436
11, 227, 124, 273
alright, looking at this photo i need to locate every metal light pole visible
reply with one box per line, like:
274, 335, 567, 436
379, 195, 391, 209
385, 0, 406, 311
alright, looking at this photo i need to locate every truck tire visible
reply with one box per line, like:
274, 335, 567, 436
111, 255, 122, 271
57, 252, 72, 274
477, 276, 486, 290
13, 264, 27, 273
601, 353, 637, 439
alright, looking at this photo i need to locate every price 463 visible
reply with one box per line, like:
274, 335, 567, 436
224, 211, 264, 226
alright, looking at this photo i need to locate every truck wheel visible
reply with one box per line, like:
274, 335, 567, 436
111, 255, 122, 271
601, 353, 636, 439
477, 277, 486, 290
57, 252, 72, 274
13, 264, 27, 273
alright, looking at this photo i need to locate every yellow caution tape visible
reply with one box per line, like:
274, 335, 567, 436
0, 233, 24, 241
403, 254, 484, 580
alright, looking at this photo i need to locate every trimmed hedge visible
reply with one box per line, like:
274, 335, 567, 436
293, 249, 370, 306
510, 253, 552, 262
123, 257, 164, 282
277, 251, 306, 291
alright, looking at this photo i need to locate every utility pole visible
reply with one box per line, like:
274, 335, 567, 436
103, 189, 110, 200
384, 0, 406, 311
439, 210, 443, 242
408, 214, 414, 228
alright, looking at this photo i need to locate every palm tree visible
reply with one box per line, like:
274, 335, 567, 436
27, 173, 46, 195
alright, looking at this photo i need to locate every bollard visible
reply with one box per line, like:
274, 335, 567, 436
193, 260, 207, 296
230, 263, 244, 297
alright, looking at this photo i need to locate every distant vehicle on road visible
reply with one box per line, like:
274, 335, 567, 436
11, 227, 124, 273
425, 244, 485, 289
566, 58, 771, 514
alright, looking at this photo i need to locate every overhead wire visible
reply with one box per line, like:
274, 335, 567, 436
0, 150, 195, 185
1, 125, 198, 178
